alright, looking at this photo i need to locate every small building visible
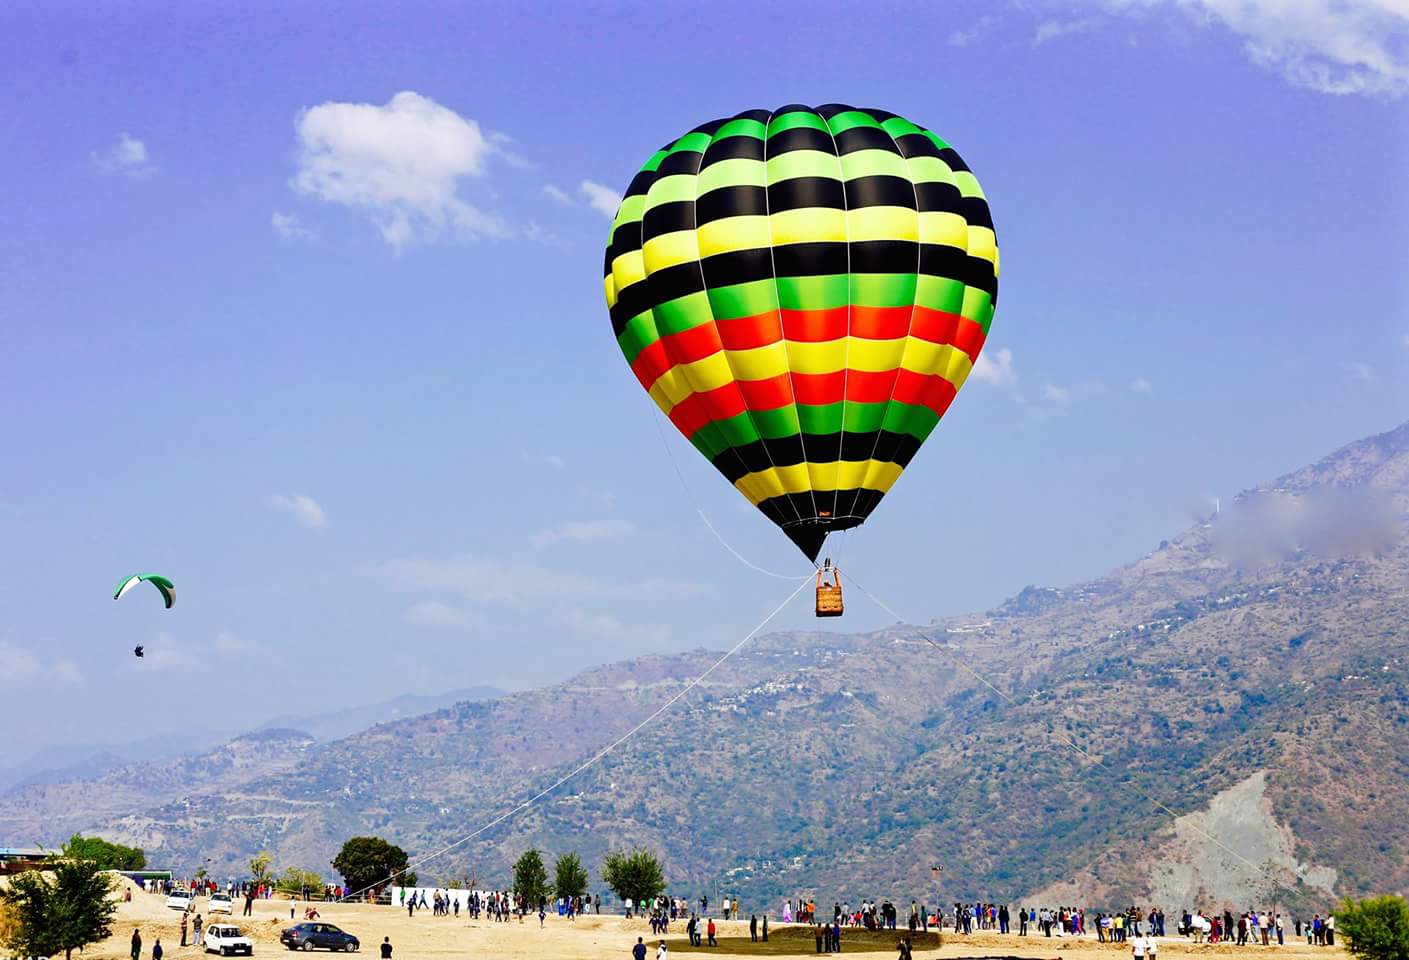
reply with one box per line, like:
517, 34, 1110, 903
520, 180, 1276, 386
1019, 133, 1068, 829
0, 847, 57, 875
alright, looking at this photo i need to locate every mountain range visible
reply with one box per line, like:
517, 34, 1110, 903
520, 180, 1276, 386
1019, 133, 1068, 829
3, 423, 1406, 912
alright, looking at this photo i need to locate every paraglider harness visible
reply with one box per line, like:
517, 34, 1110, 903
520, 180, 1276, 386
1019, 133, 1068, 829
815, 559, 843, 617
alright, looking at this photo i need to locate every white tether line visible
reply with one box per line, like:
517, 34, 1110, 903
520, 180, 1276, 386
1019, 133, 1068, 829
339, 576, 812, 903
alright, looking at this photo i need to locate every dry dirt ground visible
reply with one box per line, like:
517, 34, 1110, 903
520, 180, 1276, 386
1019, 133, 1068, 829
94, 889, 1352, 960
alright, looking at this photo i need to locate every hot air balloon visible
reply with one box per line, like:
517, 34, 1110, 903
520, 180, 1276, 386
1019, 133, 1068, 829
602, 104, 999, 587
114, 573, 176, 609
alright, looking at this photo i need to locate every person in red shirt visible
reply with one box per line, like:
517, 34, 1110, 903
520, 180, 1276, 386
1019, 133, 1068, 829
707, 918, 717, 947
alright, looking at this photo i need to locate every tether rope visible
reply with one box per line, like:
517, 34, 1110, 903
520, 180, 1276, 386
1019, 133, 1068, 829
339, 575, 812, 903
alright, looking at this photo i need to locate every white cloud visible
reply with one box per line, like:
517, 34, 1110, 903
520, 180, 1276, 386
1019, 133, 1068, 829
384, 554, 707, 606
93, 133, 156, 178
1034, 17, 1098, 45
405, 600, 467, 627
0, 643, 40, 688
214, 631, 246, 656
531, 518, 635, 548
53, 659, 83, 685
949, 14, 997, 46
141, 632, 205, 673
567, 608, 671, 645
579, 180, 621, 219
291, 91, 509, 250
269, 494, 327, 529
1113, 0, 1409, 96
543, 184, 574, 206
970, 347, 1017, 387
1044, 384, 1073, 403
1347, 360, 1376, 383
272, 211, 317, 241
1129, 377, 1153, 393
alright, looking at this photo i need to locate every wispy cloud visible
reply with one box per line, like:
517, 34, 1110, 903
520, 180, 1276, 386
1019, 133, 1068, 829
970, 347, 1017, 387
542, 184, 574, 206
579, 180, 621, 219
272, 211, 317, 242
405, 600, 467, 627
269, 494, 327, 528
1129, 377, 1153, 394
0, 642, 40, 688
949, 14, 997, 46
93, 133, 157, 178
531, 518, 635, 548
384, 554, 708, 606
1112, 0, 1409, 97
1034, 17, 1097, 46
1044, 383, 1072, 403
291, 91, 509, 250
1346, 360, 1376, 383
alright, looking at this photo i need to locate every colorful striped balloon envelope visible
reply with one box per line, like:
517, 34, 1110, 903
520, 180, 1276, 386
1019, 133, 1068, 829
603, 104, 999, 562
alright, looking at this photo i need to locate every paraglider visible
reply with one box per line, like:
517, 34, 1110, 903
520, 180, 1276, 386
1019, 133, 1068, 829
113, 573, 176, 609
602, 104, 999, 581
133, 645, 145, 658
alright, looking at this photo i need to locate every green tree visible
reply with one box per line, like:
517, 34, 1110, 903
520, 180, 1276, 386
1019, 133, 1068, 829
61, 834, 146, 871
553, 852, 589, 900
0, 860, 118, 960
331, 837, 413, 899
1339, 895, 1409, 960
601, 848, 666, 907
250, 851, 274, 890
513, 849, 549, 906
276, 867, 325, 897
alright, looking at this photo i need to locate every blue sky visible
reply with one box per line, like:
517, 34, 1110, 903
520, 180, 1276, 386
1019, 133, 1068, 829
2, 0, 1406, 758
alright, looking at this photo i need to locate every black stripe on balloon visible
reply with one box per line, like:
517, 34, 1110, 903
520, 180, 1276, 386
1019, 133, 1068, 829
938, 148, 970, 174
894, 132, 943, 160
642, 200, 695, 240
965, 255, 998, 298
709, 431, 923, 480
689, 118, 729, 137
699, 135, 766, 168
607, 222, 643, 265
863, 107, 899, 123
763, 494, 871, 527
623, 166, 661, 200
834, 125, 900, 155
657, 149, 703, 178
609, 280, 655, 336
772, 242, 848, 278
642, 260, 706, 308
813, 103, 857, 121
960, 196, 994, 231
768, 176, 846, 213
766, 125, 836, 155
696, 247, 775, 290
844, 175, 916, 210
695, 185, 767, 225
919, 243, 966, 281
850, 240, 919, 274
914, 180, 963, 213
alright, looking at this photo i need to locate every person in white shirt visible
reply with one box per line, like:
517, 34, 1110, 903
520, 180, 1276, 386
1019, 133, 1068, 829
1147, 934, 1159, 960
656, 939, 668, 960
1132, 933, 1146, 960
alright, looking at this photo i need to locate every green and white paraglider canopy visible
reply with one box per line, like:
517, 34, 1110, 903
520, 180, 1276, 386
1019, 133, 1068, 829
113, 573, 176, 609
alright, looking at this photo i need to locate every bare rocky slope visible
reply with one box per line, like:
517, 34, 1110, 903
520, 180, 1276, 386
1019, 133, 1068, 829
10, 422, 1408, 912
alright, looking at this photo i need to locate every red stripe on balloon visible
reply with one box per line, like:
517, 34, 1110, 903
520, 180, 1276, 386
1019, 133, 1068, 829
737, 373, 794, 411
791, 371, 846, 406
659, 322, 723, 366
850, 305, 912, 340
630, 340, 671, 391
781, 308, 847, 342
716, 312, 782, 351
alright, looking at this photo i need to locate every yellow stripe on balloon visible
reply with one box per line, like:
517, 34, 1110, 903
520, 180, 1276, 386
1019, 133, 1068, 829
667, 350, 734, 396
604, 275, 617, 309
839, 149, 910, 181
642, 230, 701, 273
697, 158, 766, 195
647, 366, 694, 410
918, 211, 968, 248
769, 207, 847, 246
725, 341, 790, 381
733, 459, 905, 503
646, 173, 698, 206
967, 225, 997, 264
785, 339, 848, 375
611, 249, 647, 292
847, 206, 917, 244
696, 216, 771, 259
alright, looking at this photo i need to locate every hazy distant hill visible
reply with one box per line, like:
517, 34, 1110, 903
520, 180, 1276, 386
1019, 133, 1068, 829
15, 423, 1409, 910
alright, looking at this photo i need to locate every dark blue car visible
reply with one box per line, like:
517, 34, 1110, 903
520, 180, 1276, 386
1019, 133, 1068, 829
280, 923, 360, 952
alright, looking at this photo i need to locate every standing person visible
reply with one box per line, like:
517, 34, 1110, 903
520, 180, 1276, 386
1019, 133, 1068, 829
180, 913, 188, 948
751, 915, 758, 942
131, 929, 143, 960
152, 939, 163, 960
193, 915, 204, 947
1326, 914, 1335, 946
763, 914, 769, 941
708, 917, 718, 947
1147, 933, 1159, 960
380, 938, 392, 959
1132, 931, 1146, 960
633, 937, 647, 960
243, 891, 254, 916
656, 940, 668, 960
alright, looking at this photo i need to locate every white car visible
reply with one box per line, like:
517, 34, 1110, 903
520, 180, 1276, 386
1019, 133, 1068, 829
166, 890, 194, 911
205, 923, 254, 956
210, 892, 234, 914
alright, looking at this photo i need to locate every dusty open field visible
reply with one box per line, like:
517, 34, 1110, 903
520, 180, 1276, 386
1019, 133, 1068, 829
90, 886, 1351, 960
